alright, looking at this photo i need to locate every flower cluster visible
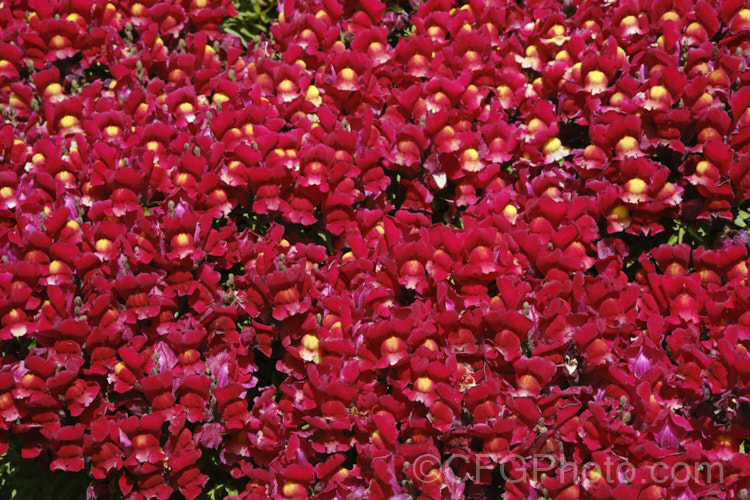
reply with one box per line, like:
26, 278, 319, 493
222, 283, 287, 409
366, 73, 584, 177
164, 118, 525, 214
1, 0, 750, 498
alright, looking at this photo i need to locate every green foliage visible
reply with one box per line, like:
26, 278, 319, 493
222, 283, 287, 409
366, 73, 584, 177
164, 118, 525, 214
223, 0, 278, 43
196, 449, 244, 500
734, 206, 750, 228
0, 441, 89, 500
206, 484, 240, 500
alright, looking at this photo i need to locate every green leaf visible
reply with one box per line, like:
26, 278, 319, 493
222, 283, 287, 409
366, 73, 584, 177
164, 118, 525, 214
223, 0, 278, 43
735, 209, 750, 228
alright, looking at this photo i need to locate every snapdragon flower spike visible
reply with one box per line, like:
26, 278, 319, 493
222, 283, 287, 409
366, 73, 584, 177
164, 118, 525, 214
3, 0, 750, 496
47, 424, 86, 472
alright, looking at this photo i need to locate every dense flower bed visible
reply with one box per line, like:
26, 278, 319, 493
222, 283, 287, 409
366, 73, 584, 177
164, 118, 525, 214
2, 0, 750, 498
